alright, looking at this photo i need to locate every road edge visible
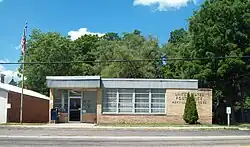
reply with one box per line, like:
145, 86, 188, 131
0, 124, 248, 130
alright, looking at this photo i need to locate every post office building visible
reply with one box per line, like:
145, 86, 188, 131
46, 76, 212, 124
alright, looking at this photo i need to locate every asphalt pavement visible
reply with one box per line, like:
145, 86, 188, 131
0, 127, 250, 146
1, 127, 250, 136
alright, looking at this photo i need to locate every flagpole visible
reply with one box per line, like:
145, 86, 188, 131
20, 23, 27, 124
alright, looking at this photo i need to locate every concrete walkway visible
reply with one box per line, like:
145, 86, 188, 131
0, 123, 248, 130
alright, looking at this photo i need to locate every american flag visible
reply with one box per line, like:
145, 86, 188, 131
21, 23, 27, 55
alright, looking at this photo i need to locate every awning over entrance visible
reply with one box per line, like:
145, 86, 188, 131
46, 76, 101, 88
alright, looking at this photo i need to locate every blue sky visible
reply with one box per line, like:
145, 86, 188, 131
0, 0, 203, 83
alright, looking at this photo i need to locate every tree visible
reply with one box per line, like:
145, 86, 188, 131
102, 32, 120, 41
188, 0, 250, 124
168, 28, 188, 44
70, 34, 100, 76
18, 29, 163, 95
162, 0, 250, 124
18, 29, 74, 95
183, 93, 199, 124
95, 30, 162, 78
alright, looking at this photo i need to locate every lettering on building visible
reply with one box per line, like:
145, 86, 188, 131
171, 92, 208, 104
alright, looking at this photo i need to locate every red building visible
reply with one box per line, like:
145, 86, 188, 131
0, 82, 49, 123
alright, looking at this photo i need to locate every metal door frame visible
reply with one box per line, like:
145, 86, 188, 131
68, 90, 82, 122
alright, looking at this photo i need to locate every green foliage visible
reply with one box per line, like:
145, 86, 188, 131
18, 29, 74, 95
168, 28, 188, 44
17, 0, 250, 124
243, 97, 250, 109
183, 93, 199, 124
188, 0, 250, 123
162, 0, 250, 124
19, 29, 162, 95
96, 33, 162, 78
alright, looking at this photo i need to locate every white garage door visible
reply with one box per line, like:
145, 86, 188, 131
0, 96, 7, 124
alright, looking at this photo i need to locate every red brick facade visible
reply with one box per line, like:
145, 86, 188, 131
7, 91, 49, 123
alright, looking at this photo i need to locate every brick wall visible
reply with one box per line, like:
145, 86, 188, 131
82, 114, 97, 123
97, 88, 212, 124
7, 91, 49, 123
98, 114, 184, 124
166, 89, 212, 124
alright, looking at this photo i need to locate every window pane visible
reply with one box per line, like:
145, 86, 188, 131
119, 89, 133, 93
103, 102, 117, 107
151, 94, 165, 99
103, 89, 117, 113
135, 89, 150, 93
151, 89, 165, 113
103, 108, 116, 112
54, 89, 62, 109
107, 89, 117, 93
151, 99, 165, 103
151, 103, 165, 108
151, 109, 165, 113
69, 90, 81, 97
135, 109, 149, 113
119, 108, 133, 112
103, 88, 166, 114
135, 99, 149, 103
119, 103, 133, 107
106, 93, 116, 97
118, 89, 133, 113
119, 93, 133, 99
63, 90, 68, 112
103, 97, 117, 103
135, 94, 149, 98
135, 103, 149, 108
135, 88, 149, 113
151, 89, 165, 94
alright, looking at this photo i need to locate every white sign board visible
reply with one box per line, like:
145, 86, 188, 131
226, 107, 231, 114
7, 103, 11, 109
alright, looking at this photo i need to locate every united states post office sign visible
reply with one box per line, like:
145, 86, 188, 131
171, 92, 208, 105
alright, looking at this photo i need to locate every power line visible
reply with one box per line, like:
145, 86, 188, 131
1, 56, 250, 65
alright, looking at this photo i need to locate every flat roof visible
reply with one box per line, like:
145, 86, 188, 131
102, 78, 198, 82
46, 76, 101, 88
46, 76, 101, 80
46, 76, 197, 82
46, 76, 198, 89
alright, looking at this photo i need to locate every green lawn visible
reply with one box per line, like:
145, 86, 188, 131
97, 123, 222, 127
0, 123, 47, 125
237, 123, 250, 127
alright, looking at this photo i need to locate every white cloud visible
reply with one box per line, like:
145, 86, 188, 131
15, 44, 21, 50
0, 59, 20, 84
0, 59, 9, 65
68, 28, 105, 41
133, 0, 197, 11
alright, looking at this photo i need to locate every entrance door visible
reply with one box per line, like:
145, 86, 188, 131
69, 98, 81, 121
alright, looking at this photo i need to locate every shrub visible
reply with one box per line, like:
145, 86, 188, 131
183, 93, 199, 124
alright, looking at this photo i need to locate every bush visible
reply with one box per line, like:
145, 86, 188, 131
183, 93, 199, 124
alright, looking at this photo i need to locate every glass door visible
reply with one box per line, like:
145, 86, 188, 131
69, 98, 81, 121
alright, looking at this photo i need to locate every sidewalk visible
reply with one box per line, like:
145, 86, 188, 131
0, 123, 248, 130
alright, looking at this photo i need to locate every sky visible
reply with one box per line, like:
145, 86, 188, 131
0, 0, 203, 83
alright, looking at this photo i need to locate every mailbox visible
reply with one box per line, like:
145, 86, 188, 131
51, 108, 58, 121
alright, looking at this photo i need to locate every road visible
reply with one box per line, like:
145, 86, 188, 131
0, 127, 250, 146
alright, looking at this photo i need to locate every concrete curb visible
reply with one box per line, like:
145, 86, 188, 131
0, 124, 248, 130
94, 126, 245, 130
0, 135, 250, 140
